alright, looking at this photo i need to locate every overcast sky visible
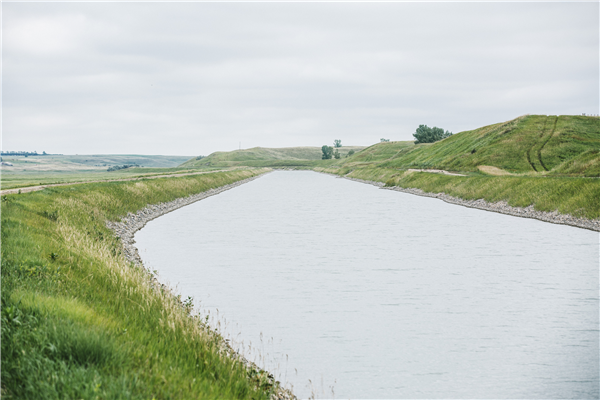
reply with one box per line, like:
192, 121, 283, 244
3, 2, 598, 156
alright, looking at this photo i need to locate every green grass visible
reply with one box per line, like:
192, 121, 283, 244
0, 167, 231, 191
180, 146, 366, 169
1, 168, 279, 399
335, 115, 600, 176
319, 165, 600, 219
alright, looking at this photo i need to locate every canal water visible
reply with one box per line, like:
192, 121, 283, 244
135, 171, 599, 399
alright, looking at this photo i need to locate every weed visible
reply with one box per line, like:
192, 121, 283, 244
41, 210, 59, 221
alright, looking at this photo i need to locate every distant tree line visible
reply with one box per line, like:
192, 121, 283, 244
1, 151, 50, 156
107, 164, 139, 172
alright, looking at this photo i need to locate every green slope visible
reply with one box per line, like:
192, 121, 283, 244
341, 115, 599, 176
180, 146, 367, 168
1, 169, 280, 399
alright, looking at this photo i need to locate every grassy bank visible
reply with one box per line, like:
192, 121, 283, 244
1, 168, 279, 399
324, 166, 600, 219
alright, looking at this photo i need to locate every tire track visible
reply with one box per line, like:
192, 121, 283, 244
537, 116, 558, 171
526, 116, 553, 172
526, 117, 547, 172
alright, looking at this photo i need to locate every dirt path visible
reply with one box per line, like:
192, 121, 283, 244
0, 169, 230, 195
407, 168, 466, 176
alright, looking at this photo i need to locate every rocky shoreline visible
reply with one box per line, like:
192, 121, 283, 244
106, 174, 266, 266
105, 172, 296, 400
340, 175, 600, 232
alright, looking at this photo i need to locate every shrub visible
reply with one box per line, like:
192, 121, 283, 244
413, 125, 452, 144
321, 145, 333, 160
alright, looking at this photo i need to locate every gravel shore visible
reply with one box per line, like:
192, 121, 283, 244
105, 172, 296, 400
342, 175, 600, 232
106, 174, 266, 266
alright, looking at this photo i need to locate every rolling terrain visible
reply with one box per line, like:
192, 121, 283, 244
176, 115, 599, 219
181, 146, 366, 168
2, 114, 598, 399
180, 115, 599, 177
340, 115, 599, 176
0, 154, 196, 190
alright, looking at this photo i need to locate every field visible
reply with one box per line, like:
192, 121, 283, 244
1, 154, 197, 190
1, 169, 281, 399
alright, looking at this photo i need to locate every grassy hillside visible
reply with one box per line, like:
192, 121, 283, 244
341, 115, 600, 176
314, 115, 600, 220
181, 146, 366, 168
318, 164, 600, 219
173, 115, 600, 219
1, 169, 280, 399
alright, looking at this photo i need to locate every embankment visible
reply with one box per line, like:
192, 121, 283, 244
1, 168, 293, 400
317, 169, 600, 232
107, 173, 266, 266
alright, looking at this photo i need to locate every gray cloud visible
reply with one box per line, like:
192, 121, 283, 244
3, 2, 598, 155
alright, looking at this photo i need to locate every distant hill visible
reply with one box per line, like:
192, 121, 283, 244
179, 115, 599, 177
55, 154, 194, 168
180, 146, 367, 168
342, 115, 600, 177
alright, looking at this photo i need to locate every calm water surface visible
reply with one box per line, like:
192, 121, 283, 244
135, 171, 599, 399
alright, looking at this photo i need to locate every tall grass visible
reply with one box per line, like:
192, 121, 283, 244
1, 168, 278, 399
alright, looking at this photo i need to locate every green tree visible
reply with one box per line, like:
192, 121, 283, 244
333, 139, 342, 148
380, 138, 390, 142
347, 149, 355, 157
413, 125, 452, 144
333, 149, 341, 159
321, 145, 333, 159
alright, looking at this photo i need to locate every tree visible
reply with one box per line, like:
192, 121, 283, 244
413, 125, 452, 144
333, 139, 342, 148
333, 149, 341, 159
321, 145, 333, 159
380, 138, 390, 142
347, 149, 355, 157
